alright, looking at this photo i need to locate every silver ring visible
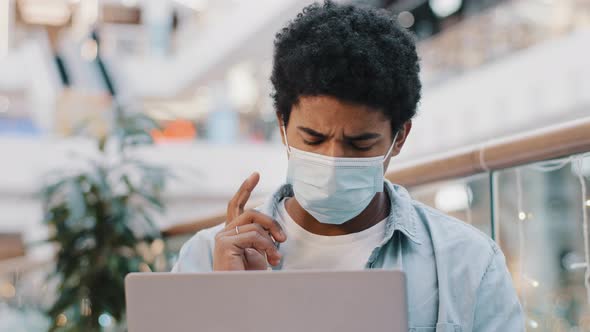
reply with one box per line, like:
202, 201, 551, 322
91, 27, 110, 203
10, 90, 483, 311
235, 225, 240, 235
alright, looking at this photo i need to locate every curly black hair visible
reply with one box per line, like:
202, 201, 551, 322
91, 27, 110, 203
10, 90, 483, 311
271, 1, 421, 133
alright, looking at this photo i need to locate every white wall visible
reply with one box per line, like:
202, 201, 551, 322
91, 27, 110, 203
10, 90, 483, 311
396, 29, 590, 165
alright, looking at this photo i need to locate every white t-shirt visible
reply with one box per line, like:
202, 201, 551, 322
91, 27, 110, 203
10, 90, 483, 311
276, 198, 387, 270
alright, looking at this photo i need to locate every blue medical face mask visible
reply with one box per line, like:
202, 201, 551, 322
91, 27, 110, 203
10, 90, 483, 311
282, 126, 398, 225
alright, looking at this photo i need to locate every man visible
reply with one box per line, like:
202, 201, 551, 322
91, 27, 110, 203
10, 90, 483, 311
172, 1, 524, 330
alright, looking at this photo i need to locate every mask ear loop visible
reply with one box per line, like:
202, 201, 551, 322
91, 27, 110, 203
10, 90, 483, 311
281, 125, 292, 154
383, 131, 399, 162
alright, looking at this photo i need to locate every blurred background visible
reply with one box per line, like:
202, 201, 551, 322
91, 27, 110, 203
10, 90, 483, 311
0, 0, 589, 331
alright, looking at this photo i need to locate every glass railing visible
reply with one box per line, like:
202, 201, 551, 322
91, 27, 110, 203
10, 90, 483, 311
494, 153, 590, 331
408, 173, 493, 237
406, 152, 590, 331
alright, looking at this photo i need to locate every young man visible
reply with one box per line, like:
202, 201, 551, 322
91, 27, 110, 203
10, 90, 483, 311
173, 1, 524, 330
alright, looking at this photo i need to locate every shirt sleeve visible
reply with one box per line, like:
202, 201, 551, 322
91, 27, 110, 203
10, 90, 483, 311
170, 225, 223, 272
472, 248, 525, 331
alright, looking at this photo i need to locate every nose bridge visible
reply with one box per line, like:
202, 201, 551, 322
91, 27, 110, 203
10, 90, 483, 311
325, 137, 345, 157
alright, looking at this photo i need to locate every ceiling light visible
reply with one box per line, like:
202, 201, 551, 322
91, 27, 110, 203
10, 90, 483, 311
227, 62, 258, 112
121, 0, 138, 7
175, 0, 209, 11
19, 0, 71, 26
429, 0, 462, 18
80, 39, 98, 62
398, 11, 415, 29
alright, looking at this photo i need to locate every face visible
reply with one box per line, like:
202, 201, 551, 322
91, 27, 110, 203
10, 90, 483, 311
278, 95, 412, 171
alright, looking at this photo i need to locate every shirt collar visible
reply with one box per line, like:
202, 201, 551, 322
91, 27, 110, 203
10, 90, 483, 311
261, 180, 422, 245
382, 180, 422, 245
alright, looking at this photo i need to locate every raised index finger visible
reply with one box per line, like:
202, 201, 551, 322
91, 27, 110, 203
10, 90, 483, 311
226, 172, 260, 223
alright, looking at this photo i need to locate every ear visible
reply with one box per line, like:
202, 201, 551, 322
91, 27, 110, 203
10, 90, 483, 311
394, 120, 412, 152
383, 121, 411, 173
390, 120, 412, 157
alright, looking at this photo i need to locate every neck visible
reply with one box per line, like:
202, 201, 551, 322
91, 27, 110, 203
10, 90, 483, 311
284, 190, 391, 236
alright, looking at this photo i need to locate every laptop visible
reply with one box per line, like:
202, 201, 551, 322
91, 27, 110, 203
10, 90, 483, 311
125, 270, 408, 332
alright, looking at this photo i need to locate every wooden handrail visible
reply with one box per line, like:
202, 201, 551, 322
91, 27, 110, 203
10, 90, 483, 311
162, 116, 590, 238
0, 256, 52, 275
163, 214, 228, 237
387, 116, 590, 187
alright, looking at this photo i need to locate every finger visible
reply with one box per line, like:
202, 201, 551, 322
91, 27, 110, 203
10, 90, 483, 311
227, 174, 255, 223
244, 248, 272, 270
234, 172, 260, 218
226, 210, 286, 242
217, 225, 280, 262
217, 232, 282, 270
218, 223, 277, 246
229, 231, 282, 262
226, 172, 260, 223
216, 229, 281, 267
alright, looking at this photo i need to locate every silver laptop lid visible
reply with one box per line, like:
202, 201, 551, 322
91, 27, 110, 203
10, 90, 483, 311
125, 270, 407, 332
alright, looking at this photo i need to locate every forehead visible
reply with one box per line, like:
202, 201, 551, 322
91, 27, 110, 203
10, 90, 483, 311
291, 95, 391, 132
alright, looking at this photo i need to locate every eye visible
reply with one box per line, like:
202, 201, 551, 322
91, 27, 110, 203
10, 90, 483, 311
303, 139, 323, 146
348, 141, 375, 151
350, 144, 373, 151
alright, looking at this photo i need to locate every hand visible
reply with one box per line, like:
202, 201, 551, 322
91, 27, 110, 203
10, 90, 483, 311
213, 172, 287, 271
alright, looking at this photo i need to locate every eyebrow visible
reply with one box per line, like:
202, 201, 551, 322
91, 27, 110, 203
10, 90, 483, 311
343, 132, 381, 141
296, 126, 381, 141
297, 126, 325, 138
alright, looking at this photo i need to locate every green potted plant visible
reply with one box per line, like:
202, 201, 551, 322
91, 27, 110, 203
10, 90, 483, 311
41, 109, 170, 331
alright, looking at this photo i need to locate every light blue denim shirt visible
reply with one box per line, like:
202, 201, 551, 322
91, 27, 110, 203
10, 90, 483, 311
172, 180, 524, 331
